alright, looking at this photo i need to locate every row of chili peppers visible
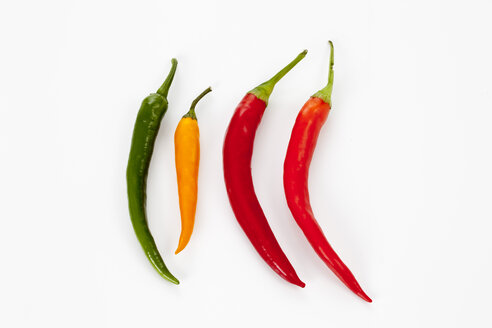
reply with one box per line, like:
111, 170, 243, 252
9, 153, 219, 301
126, 42, 371, 302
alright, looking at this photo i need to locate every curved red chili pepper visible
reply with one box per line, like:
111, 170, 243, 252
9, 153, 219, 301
283, 42, 372, 302
223, 51, 307, 287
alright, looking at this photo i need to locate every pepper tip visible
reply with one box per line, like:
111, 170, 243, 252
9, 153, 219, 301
291, 278, 306, 288
165, 275, 180, 285
175, 243, 185, 255
357, 291, 372, 303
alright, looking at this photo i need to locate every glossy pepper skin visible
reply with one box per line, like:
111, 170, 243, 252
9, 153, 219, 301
283, 42, 371, 301
174, 87, 212, 254
127, 59, 179, 284
223, 51, 307, 287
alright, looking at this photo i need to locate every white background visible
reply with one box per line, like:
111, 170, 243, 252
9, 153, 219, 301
1, 0, 491, 327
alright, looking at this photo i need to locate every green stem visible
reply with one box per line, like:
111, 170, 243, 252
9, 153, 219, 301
157, 58, 178, 98
312, 41, 334, 106
249, 50, 308, 104
184, 87, 212, 120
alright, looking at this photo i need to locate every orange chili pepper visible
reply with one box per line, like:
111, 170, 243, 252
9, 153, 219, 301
174, 87, 212, 254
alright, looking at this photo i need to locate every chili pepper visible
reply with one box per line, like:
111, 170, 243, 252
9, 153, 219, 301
126, 59, 179, 284
174, 87, 212, 254
223, 50, 307, 287
283, 42, 371, 301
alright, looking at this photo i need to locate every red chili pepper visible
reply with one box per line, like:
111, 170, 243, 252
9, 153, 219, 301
223, 50, 307, 287
283, 42, 372, 302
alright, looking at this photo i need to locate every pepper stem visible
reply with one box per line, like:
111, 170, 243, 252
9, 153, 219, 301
312, 41, 334, 106
157, 58, 178, 98
183, 87, 212, 120
249, 50, 308, 104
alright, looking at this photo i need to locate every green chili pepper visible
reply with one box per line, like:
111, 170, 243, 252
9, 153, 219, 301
126, 58, 179, 284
